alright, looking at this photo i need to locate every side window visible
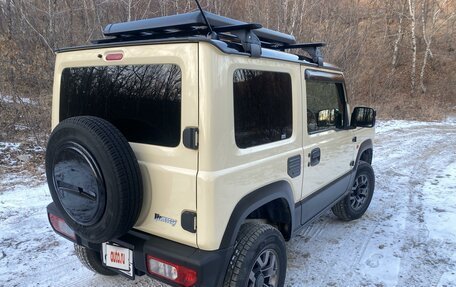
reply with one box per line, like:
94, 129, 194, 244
233, 69, 292, 148
306, 80, 345, 134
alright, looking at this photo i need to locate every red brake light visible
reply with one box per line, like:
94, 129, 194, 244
146, 255, 197, 287
105, 53, 123, 61
48, 213, 76, 240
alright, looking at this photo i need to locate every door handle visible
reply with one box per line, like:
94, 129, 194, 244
309, 148, 321, 167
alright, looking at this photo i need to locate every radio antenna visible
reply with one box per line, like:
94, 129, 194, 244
194, 0, 214, 35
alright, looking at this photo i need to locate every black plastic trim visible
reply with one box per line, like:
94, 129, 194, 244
355, 139, 373, 168
305, 69, 345, 82
287, 155, 301, 178
219, 181, 295, 249
296, 170, 353, 225
309, 148, 321, 167
181, 211, 197, 233
47, 202, 228, 287
183, 127, 199, 150
130, 229, 230, 287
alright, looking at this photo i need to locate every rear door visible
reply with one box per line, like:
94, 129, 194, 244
300, 68, 355, 223
56, 43, 199, 247
128, 44, 199, 247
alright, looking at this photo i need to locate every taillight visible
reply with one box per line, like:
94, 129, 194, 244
48, 213, 76, 240
146, 255, 197, 287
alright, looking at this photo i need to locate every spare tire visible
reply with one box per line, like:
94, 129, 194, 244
46, 116, 143, 243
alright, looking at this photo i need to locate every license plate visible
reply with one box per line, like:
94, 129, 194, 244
102, 242, 134, 277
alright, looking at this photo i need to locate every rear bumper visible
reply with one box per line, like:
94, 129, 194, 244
47, 203, 232, 287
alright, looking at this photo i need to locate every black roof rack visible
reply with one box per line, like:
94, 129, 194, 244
271, 43, 326, 66
93, 10, 326, 65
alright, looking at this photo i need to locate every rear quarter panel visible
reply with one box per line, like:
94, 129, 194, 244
196, 43, 303, 251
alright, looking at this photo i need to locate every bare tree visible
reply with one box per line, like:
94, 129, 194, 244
1, 0, 456, 140
392, 0, 407, 68
408, 0, 417, 94
420, 0, 456, 93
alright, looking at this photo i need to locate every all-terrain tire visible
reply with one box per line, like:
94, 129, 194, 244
332, 161, 375, 221
46, 116, 143, 243
74, 244, 117, 276
223, 223, 287, 287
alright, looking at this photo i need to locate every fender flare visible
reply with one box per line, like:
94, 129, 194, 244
219, 181, 295, 249
355, 139, 373, 169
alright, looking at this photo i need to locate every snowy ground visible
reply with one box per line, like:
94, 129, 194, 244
1, 119, 455, 287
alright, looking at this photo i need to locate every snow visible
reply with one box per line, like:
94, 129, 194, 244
0, 94, 36, 105
0, 142, 23, 168
0, 141, 45, 189
1, 119, 455, 287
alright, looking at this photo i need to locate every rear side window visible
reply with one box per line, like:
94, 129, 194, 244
60, 64, 182, 147
306, 81, 346, 134
233, 69, 292, 148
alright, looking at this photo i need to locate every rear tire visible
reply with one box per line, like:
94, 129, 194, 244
223, 223, 287, 287
74, 244, 117, 276
332, 161, 375, 221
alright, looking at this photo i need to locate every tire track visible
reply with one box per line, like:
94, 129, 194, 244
2, 120, 456, 287
286, 120, 456, 287
378, 123, 456, 287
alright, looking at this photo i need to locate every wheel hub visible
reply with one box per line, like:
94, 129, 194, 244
248, 249, 279, 287
349, 174, 369, 210
255, 274, 265, 287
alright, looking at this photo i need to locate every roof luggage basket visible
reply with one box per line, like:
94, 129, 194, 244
92, 9, 326, 64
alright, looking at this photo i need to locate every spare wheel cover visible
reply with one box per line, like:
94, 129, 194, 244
45, 116, 143, 243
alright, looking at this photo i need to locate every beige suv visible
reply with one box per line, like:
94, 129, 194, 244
45, 9, 376, 287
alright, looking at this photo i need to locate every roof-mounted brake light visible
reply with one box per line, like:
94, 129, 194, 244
105, 53, 123, 61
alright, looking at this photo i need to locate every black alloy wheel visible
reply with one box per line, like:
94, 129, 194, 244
248, 248, 280, 287
349, 173, 370, 211
331, 161, 375, 221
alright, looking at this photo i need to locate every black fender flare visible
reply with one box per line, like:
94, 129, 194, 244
219, 181, 295, 249
355, 139, 373, 169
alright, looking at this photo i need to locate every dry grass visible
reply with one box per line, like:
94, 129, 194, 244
371, 93, 451, 121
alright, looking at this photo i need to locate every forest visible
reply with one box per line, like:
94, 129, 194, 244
0, 0, 455, 147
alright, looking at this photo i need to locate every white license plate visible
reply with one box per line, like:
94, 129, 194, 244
102, 242, 134, 277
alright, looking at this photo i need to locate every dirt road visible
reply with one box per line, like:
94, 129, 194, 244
1, 119, 455, 286
287, 119, 456, 286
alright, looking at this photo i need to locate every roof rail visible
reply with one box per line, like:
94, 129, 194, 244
92, 11, 325, 64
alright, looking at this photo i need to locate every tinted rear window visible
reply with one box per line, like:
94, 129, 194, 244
60, 64, 181, 147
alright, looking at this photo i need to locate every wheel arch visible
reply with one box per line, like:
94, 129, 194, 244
355, 139, 373, 167
219, 181, 295, 249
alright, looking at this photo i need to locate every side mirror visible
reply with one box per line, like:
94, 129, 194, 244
317, 109, 342, 129
351, 107, 376, 128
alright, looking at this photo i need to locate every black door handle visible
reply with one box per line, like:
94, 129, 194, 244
309, 148, 321, 167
